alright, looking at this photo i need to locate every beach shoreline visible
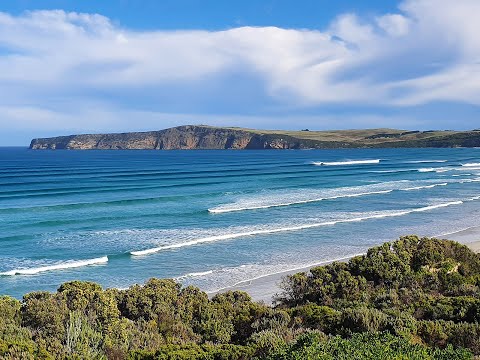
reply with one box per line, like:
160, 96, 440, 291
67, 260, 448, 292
210, 227, 480, 304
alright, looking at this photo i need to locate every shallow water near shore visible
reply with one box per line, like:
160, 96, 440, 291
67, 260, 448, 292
1, 147, 479, 298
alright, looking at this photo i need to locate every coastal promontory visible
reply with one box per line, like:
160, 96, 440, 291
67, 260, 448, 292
29, 125, 480, 150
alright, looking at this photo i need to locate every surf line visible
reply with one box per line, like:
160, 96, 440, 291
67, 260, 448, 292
0, 256, 108, 276
176, 270, 214, 279
208, 189, 393, 214
209, 181, 454, 214
312, 159, 380, 166
131, 200, 466, 256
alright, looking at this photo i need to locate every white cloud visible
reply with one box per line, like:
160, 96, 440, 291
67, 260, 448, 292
0, 104, 424, 135
0, 0, 479, 139
376, 14, 410, 36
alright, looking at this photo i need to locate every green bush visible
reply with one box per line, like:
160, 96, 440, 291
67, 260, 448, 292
262, 331, 473, 360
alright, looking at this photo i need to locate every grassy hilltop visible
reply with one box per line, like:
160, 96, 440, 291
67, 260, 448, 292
1, 236, 480, 359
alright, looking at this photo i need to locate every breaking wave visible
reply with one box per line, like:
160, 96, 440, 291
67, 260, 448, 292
0, 256, 108, 276
209, 189, 393, 213
208, 180, 455, 214
312, 159, 380, 166
131, 200, 466, 256
401, 183, 448, 191
406, 160, 448, 164
370, 169, 414, 173
177, 270, 214, 279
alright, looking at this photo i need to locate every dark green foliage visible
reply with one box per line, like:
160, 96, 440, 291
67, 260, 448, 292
128, 344, 254, 360
277, 236, 480, 355
1, 236, 479, 359
264, 331, 473, 360
277, 236, 480, 308
289, 304, 341, 333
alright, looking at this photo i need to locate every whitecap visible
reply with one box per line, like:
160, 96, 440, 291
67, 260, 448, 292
406, 160, 448, 164
401, 183, 448, 191
177, 270, 214, 279
0, 256, 108, 276
312, 159, 380, 166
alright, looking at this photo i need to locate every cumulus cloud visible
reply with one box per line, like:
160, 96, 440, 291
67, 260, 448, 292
376, 14, 410, 37
0, 0, 479, 142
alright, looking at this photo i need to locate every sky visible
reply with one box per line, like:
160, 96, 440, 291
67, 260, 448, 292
1, 0, 480, 145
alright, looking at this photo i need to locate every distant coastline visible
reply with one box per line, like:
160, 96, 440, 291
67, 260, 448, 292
29, 125, 480, 150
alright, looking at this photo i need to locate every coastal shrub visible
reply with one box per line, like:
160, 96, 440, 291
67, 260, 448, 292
289, 304, 341, 333
262, 331, 473, 360
338, 306, 389, 335
277, 236, 480, 311
128, 344, 254, 360
64, 310, 104, 358
417, 320, 480, 354
211, 291, 267, 344
248, 330, 288, 358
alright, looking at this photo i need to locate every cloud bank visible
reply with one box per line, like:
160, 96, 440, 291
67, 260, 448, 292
1, 0, 480, 143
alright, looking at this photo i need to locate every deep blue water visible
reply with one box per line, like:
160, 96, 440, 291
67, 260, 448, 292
1, 147, 479, 298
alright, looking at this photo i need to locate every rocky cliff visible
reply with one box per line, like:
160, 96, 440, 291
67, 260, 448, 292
29, 125, 480, 150
29, 125, 342, 150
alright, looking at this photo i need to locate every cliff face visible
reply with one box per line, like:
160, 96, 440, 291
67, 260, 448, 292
29, 125, 480, 150
29, 126, 329, 150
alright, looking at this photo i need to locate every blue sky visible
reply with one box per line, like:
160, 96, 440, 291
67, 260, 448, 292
0, 0, 479, 145
3, 1, 399, 30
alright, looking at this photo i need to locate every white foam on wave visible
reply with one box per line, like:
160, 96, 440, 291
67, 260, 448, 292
312, 159, 380, 166
208, 180, 458, 214
208, 189, 393, 213
460, 178, 480, 184
401, 183, 448, 191
455, 167, 480, 172
406, 160, 448, 164
413, 201, 463, 212
370, 169, 414, 173
416, 167, 453, 173
0, 256, 108, 276
419, 165, 480, 173
131, 200, 465, 256
177, 270, 214, 279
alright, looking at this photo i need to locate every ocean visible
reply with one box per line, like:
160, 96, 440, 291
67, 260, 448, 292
1, 147, 479, 298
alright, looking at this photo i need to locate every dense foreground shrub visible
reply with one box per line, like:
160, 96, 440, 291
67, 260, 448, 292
128, 344, 254, 360
0, 236, 478, 359
264, 331, 473, 360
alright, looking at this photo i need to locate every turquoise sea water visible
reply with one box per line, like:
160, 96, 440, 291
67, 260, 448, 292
1, 147, 479, 298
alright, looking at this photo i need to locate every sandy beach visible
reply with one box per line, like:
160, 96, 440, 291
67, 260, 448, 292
212, 227, 480, 304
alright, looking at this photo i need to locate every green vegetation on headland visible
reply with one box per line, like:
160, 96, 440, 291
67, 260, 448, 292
29, 125, 480, 149
1, 236, 480, 359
